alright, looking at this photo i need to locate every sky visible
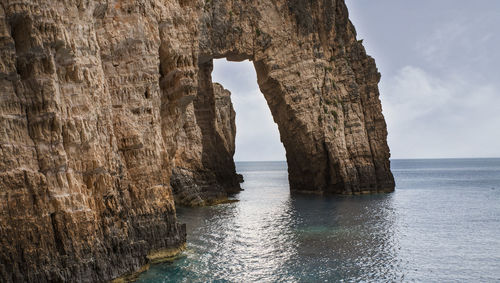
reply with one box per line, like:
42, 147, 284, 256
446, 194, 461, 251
212, 1, 500, 161
212, 60, 286, 161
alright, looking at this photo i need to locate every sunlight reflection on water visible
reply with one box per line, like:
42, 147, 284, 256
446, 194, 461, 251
137, 159, 500, 282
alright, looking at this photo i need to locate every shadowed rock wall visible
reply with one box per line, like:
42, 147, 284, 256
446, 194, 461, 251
171, 62, 242, 206
0, 0, 394, 281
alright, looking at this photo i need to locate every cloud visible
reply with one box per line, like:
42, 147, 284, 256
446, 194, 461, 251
345, 0, 500, 159
416, 21, 468, 67
380, 66, 500, 159
415, 13, 500, 81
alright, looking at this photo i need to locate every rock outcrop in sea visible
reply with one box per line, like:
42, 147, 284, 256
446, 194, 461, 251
0, 0, 394, 281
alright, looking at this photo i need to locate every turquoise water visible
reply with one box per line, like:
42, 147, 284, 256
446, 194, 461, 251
137, 159, 500, 282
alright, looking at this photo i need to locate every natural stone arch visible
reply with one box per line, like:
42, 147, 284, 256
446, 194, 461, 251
169, 0, 395, 206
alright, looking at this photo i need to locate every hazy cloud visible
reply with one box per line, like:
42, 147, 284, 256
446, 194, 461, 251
381, 66, 500, 158
347, 0, 500, 159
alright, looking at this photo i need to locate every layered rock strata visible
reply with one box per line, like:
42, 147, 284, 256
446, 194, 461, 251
171, 75, 242, 206
0, 0, 394, 281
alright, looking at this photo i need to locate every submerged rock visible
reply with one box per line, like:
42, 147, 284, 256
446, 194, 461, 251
0, 0, 394, 281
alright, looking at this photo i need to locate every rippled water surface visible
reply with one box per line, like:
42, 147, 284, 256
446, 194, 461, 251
137, 159, 500, 282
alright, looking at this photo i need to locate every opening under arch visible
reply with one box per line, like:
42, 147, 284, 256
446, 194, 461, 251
212, 59, 286, 162
169, 49, 394, 207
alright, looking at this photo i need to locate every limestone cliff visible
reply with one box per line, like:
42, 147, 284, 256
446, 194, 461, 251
0, 0, 394, 281
171, 78, 242, 206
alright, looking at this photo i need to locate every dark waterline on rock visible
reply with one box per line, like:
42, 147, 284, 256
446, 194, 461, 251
137, 159, 500, 282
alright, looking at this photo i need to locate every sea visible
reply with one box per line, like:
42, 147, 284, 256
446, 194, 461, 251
137, 158, 500, 282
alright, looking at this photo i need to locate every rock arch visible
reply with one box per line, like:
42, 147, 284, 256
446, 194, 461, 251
169, 0, 395, 206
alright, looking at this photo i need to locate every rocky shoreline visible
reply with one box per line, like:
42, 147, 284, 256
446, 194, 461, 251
111, 243, 187, 283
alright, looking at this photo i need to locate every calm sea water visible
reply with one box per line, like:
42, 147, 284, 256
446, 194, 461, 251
137, 159, 500, 282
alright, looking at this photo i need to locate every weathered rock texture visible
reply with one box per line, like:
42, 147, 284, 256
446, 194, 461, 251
0, 0, 394, 281
171, 77, 242, 206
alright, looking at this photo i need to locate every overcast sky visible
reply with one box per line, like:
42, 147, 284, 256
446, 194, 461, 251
213, 1, 500, 161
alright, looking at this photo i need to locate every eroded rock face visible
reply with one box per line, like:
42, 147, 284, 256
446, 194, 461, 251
0, 0, 394, 281
171, 74, 242, 206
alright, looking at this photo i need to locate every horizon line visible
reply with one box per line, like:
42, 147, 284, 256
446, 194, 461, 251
235, 156, 500, 162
